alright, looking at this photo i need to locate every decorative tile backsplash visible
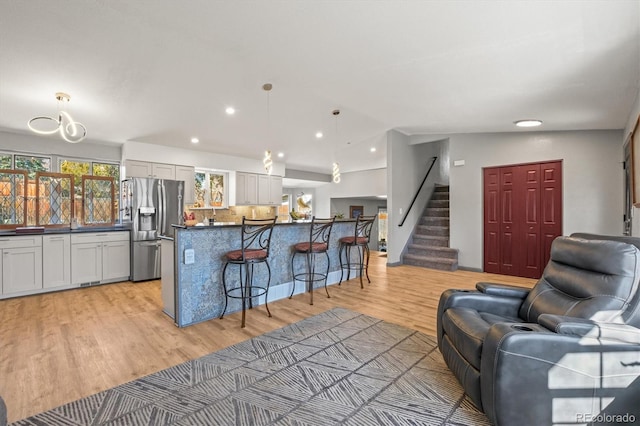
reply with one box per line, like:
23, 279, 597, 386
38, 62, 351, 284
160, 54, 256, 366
185, 205, 278, 224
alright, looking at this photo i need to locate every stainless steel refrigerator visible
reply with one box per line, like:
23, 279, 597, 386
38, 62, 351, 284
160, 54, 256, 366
122, 177, 184, 281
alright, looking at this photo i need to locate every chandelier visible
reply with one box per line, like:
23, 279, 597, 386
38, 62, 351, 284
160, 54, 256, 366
263, 83, 273, 174
263, 150, 273, 174
28, 92, 87, 143
332, 109, 341, 183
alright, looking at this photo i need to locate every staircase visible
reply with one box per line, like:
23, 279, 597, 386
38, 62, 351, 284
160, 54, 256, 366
402, 185, 459, 271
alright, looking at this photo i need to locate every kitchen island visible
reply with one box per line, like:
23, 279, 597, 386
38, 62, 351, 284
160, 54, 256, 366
163, 219, 357, 327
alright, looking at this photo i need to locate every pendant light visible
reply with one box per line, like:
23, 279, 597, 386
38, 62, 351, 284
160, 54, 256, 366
263, 83, 273, 175
332, 109, 341, 183
28, 92, 87, 143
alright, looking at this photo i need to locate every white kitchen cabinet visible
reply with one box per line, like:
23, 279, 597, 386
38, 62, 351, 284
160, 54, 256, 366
125, 160, 176, 180
71, 231, 130, 285
258, 175, 283, 205
236, 172, 258, 205
71, 242, 103, 284
268, 175, 283, 205
125, 160, 153, 178
102, 238, 131, 281
152, 163, 176, 179
0, 236, 43, 296
175, 165, 195, 205
43, 234, 71, 288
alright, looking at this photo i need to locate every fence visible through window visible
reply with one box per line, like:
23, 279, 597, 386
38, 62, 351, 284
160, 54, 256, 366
0, 169, 28, 229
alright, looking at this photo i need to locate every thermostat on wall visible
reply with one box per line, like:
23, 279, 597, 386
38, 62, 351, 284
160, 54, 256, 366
184, 248, 195, 265
453, 159, 465, 167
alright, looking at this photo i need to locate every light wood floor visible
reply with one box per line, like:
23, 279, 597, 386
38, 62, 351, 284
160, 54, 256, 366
0, 253, 535, 423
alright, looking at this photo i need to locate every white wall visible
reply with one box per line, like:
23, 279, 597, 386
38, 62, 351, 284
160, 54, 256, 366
314, 168, 387, 217
449, 130, 624, 270
0, 130, 121, 162
122, 141, 285, 176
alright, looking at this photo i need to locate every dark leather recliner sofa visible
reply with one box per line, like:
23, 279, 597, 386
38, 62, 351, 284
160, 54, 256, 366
437, 235, 640, 425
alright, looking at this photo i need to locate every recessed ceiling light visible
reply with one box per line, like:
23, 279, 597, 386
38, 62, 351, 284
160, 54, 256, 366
514, 119, 542, 128
370, 147, 376, 153
225, 107, 235, 115
315, 132, 323, 139
277, 152, 284, 158
191, 137, 199, 144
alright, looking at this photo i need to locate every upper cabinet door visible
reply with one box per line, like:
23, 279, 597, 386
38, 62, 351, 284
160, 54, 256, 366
125, 160, 152, 178
175, 166, 195, 205
236, 172, 258, 205
257, 174, 270, 205
152, 163, 176, 180
269, 175, 282, 205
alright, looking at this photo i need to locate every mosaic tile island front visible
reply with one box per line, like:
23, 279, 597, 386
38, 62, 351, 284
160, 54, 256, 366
166, 220, 359, 327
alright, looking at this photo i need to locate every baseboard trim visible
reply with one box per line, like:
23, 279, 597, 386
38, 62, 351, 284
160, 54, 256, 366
457, 265, 483, 272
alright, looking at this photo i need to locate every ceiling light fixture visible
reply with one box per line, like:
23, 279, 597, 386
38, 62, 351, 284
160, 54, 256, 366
315, 132, 323, 139
225, 106, 235, 115
28, 92, 86, 143
370, 147, 377, 153
191, 137, 199, 144
332, 109, 341, 184
514, 119, 542, 128
277, 152, 284, 158
263, 83, 273, 175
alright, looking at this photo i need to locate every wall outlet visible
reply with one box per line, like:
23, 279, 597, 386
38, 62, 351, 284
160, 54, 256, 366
184, 248, 195, 265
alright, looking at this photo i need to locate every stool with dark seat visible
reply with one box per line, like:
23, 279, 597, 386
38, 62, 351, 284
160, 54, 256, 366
290, 216, 336, 305
219, 216, 277, 328
338, 214, 377, 288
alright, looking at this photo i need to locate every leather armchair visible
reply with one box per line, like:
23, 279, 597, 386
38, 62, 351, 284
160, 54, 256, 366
437, 235, 640, 425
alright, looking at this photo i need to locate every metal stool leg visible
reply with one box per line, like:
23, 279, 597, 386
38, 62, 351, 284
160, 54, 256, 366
290, 251, 298, 299
357, 245, 365, 289
264, 260, 272, 317
364, 244, 371, 283
241, 263, 248, 328
338, 243, 345, 285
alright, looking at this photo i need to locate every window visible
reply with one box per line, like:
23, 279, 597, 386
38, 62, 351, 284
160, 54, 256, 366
0, 154, 11, 170
15, 155, 52, 225
15, 155, 51, 179
193, 170, 228, 208
60, 159, 120, 223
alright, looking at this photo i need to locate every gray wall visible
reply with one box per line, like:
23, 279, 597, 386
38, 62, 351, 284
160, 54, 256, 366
387, 130, 449, 264
448, 130, 624, 270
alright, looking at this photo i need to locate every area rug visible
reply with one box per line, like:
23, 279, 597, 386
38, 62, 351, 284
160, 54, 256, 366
12, 308, 489, 425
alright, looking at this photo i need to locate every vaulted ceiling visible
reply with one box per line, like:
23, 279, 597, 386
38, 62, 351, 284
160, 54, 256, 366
0, 1, 638, 174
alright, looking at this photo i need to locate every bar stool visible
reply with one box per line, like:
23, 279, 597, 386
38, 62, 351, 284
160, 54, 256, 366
290, 216, 336, 305
220, 216, 277, 328
338, 214, 377, 288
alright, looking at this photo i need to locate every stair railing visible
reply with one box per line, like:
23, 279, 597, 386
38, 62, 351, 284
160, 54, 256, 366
398, 156, 438, 227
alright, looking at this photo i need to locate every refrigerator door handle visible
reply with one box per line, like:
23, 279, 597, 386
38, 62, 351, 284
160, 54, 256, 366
177, 183, 183, 225
139, 241, 161, 247
161, 181, 167, 235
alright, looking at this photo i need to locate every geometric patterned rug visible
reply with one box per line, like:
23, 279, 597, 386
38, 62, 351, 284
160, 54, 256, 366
11, 308, 489, 425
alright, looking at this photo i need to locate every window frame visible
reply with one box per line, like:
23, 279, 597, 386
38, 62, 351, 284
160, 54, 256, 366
194, 169, 229, 209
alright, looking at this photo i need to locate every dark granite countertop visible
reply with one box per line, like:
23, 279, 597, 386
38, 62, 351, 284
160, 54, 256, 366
172, 218, 355, 231
0, 226, 130, 236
